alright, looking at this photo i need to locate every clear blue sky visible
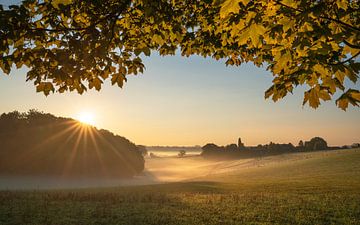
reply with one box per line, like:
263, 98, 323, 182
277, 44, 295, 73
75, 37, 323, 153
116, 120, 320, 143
1, 52, 359, 146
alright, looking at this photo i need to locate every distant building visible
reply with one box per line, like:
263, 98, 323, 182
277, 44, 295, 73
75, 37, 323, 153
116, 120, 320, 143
238, 137, 245, 149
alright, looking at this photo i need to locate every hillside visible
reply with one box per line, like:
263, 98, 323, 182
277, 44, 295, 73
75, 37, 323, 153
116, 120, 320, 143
0, 149, 359, 224
0, 110, 144, 178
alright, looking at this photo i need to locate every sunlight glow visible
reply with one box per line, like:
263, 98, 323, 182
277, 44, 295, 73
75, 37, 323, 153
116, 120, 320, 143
76, 111, 96, 126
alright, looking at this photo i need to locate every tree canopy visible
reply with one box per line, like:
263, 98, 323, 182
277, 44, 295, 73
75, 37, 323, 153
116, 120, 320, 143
0, 0, 359, 110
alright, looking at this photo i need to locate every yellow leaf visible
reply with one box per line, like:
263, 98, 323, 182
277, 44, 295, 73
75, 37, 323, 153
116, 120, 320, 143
336, 0, 348, 10
36, 82, 54, 96
236, 28, 249, 45
281, 0, 299, 8
350, 92, 360, 101
220, 0, 243, 19
309, 88, 320, 108
89, 78, 102, 91
335, 70, 345, 83
337, 98, 348, 110
265, 2, 278, 17
343, 45, 359, 57
300, 22, 313, 32
313, 64, 329, 76
248, 23, 266, 47
278, 17, 295, 32
111, 73, 125, 88
51, 0, 72, 8
152, 34, 165, 46
319, 90, 331, 101
296, 48, 308, 57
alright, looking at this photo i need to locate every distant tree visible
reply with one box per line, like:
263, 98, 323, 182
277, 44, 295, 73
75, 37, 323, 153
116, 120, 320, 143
267, 142, 276, 150
178, 150, 186, 158
202, 143, 221, 151
225, 144, 238, 151
305, 137, 328, 150
351, 143, 360, 148
298, 140, 304, 148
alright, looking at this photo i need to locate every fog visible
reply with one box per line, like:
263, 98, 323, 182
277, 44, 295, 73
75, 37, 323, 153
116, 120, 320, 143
0, 151, 326, 190
0, 156, 247, 190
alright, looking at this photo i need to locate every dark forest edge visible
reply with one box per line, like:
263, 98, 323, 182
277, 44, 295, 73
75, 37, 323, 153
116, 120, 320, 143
201, 137, 360, 160
0, 110, 144, 178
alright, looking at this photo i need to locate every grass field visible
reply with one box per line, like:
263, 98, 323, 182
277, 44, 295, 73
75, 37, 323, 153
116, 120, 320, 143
1, 149, 360, 225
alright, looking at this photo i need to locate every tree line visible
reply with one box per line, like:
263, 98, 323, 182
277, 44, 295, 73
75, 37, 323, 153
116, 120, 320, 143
200, 137, 343, 159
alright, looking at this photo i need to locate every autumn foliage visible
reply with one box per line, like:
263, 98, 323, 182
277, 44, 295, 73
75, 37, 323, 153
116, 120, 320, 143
0, 0, 359, 109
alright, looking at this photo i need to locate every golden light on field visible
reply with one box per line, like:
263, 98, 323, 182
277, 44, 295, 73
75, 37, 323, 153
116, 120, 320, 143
76, 111, 96, 126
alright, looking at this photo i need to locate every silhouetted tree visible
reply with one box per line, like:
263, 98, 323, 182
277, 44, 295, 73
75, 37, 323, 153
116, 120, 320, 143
178, 150, 186, 158
0, 110, 144, 178
305, 137, 328, 150
351, 143, 360, 148
225, 144, 238, 151
202, 143, 222, 151
298, 140, 304, 148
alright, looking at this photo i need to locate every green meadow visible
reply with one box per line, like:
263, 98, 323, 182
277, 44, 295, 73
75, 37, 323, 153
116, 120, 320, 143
1, 149, 360, 225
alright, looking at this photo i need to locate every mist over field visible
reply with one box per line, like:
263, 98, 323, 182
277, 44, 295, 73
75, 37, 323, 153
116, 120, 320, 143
1, 148, 355, 190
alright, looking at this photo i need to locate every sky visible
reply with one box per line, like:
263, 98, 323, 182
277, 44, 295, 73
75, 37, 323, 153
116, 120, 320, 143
1, 52, 359, 147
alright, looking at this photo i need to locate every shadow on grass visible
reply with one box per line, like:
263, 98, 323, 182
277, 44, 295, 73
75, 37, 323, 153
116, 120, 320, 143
0, 182, 225, 225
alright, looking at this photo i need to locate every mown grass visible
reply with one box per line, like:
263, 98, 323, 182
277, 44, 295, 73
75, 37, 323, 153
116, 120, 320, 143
1, 149, 360, 225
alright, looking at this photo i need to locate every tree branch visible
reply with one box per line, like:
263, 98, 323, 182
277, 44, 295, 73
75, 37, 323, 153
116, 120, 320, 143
275, 1, 360, 32
328, 51, 360, 66
344, 40, 360, 50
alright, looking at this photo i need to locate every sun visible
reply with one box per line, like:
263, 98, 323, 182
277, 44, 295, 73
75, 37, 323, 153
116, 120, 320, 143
76, 111, 96, 126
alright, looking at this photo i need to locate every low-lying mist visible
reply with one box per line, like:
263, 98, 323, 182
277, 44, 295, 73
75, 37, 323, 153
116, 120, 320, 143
0, 155, 245, 189
0, 151, 330, 190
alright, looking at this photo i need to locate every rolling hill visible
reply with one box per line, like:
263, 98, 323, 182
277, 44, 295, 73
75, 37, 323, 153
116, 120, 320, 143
1, 148, 359, 224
